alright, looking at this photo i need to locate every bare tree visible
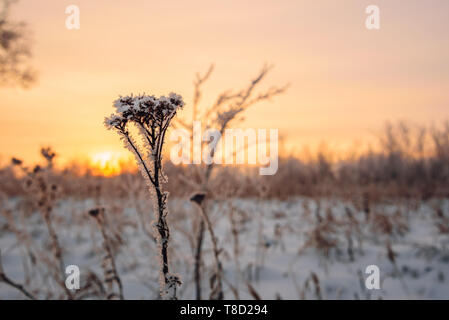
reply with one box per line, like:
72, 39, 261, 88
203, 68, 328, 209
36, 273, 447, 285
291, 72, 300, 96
0, 0, 36, 88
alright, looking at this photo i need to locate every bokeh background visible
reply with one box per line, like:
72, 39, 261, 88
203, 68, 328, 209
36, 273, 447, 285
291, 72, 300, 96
1, 0, 449, 167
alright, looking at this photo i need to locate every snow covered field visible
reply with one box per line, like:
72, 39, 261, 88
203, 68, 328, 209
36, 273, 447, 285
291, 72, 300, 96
1, 196, 449, 299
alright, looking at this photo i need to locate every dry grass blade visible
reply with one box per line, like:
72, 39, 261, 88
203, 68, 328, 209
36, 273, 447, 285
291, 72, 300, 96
246, 281, 261, 300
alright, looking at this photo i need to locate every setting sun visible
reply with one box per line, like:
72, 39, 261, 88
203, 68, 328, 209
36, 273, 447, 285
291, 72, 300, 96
89, 151, 130, 176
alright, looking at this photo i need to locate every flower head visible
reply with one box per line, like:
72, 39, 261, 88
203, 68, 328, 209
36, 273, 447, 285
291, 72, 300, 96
11, 157, 23, 166
104, 113, 125, 130
105, 93, 184, 131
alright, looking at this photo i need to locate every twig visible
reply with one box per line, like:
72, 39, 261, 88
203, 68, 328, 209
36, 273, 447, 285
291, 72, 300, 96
0, 250, 36, 300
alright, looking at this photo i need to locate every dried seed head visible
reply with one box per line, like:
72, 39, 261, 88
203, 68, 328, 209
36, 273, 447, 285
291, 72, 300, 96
41, 147, 56, 162
190, 192, 206, 206
88, 207, 104, 218
104, 114, 125, 130
104, 93, 184, 130
11, 157, 22, 166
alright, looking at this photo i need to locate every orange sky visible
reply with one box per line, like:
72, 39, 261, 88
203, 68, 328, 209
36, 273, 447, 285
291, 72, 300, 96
1, 0, 449, 166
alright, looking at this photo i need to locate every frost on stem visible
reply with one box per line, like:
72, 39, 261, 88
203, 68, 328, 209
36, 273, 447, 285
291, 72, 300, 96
104, 93, 184, 299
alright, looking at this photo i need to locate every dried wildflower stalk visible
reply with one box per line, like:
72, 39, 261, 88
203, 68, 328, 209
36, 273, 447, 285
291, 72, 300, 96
73, 271, 106, 300
105, 93, 184, 299
229, 205, 242, 298
1, 208, 37, 268
191, 193, 223, 300
12, 149, 73, 299
88, 208, 123, 300
175, 64, 288, 299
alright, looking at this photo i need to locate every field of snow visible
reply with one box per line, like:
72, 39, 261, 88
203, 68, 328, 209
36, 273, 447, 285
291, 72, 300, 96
1, 196, 449, 299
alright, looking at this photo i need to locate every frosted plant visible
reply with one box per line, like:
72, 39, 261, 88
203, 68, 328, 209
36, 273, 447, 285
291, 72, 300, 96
104, 93, 184, 299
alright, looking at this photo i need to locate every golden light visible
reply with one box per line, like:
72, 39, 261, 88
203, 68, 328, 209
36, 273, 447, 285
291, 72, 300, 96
89, 151, 128, 176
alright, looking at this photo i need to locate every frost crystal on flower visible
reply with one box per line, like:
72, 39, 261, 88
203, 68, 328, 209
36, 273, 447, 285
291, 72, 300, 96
104, 114, 124, 130
105, 93, 184, 130
104, 92, 184, 299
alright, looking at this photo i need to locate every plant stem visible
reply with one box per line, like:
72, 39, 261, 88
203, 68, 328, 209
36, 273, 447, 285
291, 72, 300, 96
196, 203, 223, 300
194, 219, 205, 300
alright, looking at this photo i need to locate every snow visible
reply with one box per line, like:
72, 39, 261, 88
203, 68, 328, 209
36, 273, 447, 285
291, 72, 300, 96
1, 196, 448, 299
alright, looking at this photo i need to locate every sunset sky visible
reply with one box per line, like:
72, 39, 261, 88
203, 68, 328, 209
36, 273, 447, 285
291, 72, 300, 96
1, 0, 449, 166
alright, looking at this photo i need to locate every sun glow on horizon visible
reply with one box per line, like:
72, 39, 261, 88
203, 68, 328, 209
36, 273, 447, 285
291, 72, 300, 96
88, 151, 132, 176
1, 1, 449, 164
